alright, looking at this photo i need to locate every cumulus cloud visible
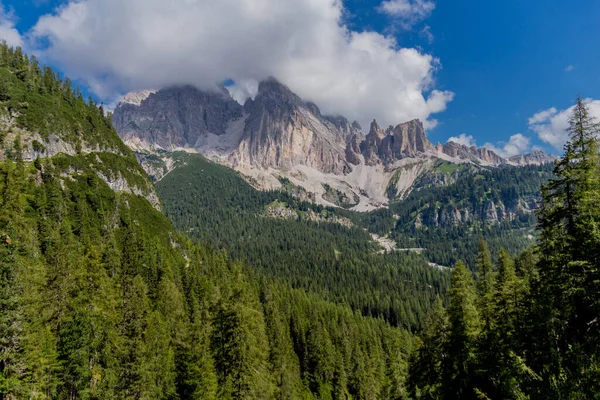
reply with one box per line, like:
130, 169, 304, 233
448, 132, 532, 158
528, 100, 600, 150
379, 0, 435, 27
447, 133, 475, 147
484, 133, 531, 158
27, 0, 452, 130
565, 65, 574, 72
0, 2, 23, 48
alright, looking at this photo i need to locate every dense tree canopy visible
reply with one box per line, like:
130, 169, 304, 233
0, 43, 417, 399
408, 97, 600, 399
0, 42, 596, 399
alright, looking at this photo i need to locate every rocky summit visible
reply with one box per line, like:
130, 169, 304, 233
113, 78, 556, 210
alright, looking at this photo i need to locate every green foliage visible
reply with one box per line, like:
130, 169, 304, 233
409, 97, 600, 399
321, 183, 359, 208
0, 45, 127, 153
0, 44, 419, 399
157, 153, 450, 329
0, 138, 419, 400
364, 163, 554, 267
531, 96, 600, 397
442, 261, 481, 399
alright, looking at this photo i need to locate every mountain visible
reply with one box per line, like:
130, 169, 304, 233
113, 78, 555, 211
353, 119, 435, 165
113, 85, 243, 152
0, 44, 427, 399
508, 149, 558, 165
229, 78, 359, 174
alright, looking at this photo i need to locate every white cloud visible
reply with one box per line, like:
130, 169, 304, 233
528, 100, 600, 150
484, 133, 531, 158
421, 24, 434, 44
225, 79, 259, 105
379, 0, 435, 27
447, 133, 475, 147
28, 0, 452, 130
448, 132, 532, 158
565, 65, 574, 72
528, 107, 557, 125
0, 2, 23, 48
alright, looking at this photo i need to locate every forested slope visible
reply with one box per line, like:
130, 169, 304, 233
407, 98, 600, 399
0, 44, 417, 399
362, 163, 554, 267
157, 152, 449, 329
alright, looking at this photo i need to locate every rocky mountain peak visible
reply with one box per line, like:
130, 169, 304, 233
368, 120, 386, 139
113, 85, 243, 151
120, 89, 157, 106
509, 150, 558, 166
255, 77, 302, 104
359, 118, 434, 165
390, 119, 433, 154
113, 80, 557, 211
442, 141, 505, 165
232, 77, 353, 174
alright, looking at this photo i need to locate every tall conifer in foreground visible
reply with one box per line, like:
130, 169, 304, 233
442, 261, 481, 400
534, 96, 600, 396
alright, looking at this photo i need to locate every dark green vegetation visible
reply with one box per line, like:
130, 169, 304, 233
0, 43, 420, 400
155, 150, 552, 328
322, 183, 359, 208
408, 97, 600, 399
365, 163, 554, 267
2, 42, 596, 399
0, 46, 127, 153
157, 152, 448, 329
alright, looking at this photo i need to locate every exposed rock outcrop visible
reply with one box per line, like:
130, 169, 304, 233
509, 150, 558, 166
230, 78, 355, 174
359, 119, 434, 165
113, 78, 557, 209
113, 85, 243, 151
442, 141, 506, 166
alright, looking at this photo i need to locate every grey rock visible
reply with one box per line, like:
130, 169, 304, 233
113, 85, 243, 150
509, 150, 557, 165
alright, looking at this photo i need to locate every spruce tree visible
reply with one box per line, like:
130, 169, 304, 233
442, 261, 481, 400
534, 96, 600, 396
408, 296, 448, 399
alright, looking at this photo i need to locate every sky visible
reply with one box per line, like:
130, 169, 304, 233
1, 0, 599, 156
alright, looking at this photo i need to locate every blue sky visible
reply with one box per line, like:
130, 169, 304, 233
1, 0, 600, 155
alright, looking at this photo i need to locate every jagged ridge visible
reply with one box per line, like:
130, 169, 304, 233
113, 78, 555, 209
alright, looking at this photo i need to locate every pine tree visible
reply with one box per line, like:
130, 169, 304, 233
408, 296, 448, 399
475, 238, 495, 330
534, 96, 600, 396
476, 248, 532, 399
442, 261, 481, 400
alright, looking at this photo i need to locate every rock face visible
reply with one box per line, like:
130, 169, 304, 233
113, 77, 556, 209
359, 119, 434, 165
113, 85, 243, 151
509, 150, 558, 166
230, 78, 359, 174
442, 141, 506, 166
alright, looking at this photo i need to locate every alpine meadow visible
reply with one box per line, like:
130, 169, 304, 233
1, 0, 600, 399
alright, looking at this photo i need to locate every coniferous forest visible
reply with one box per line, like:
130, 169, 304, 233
0, 42, 599, 400
408, 97, 600, 399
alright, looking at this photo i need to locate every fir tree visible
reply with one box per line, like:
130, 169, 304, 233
442, 261, 481, 400
534, 96, 600, 396
408, 296, 448, 399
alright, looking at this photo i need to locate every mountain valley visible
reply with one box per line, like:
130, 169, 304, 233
113, 79, 556, 270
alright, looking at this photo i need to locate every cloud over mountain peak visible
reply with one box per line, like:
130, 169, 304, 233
28, 0, 452, 130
